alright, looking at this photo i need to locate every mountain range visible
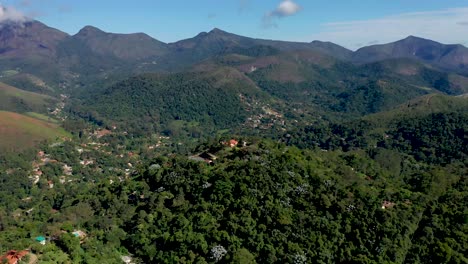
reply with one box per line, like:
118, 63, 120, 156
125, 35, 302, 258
0, 19, 467, 138
1, 20, 468, 84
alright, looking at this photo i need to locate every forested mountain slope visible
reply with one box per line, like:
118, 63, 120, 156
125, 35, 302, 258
353, 36, 468, 75
70, 68, 269, 136
285, 94, 468, 164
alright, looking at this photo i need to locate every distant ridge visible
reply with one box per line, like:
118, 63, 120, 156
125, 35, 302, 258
1, 20, 468, 89
353, 36, 468, 74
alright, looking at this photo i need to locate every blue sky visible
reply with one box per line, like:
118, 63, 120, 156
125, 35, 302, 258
3, 0, 468, 49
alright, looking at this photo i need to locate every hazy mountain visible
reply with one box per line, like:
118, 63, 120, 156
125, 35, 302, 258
0, 20, 69, 83
361, 58, 468, 95
308, 40, 353, 60
235, 52, 438, 117
69, 26, 169, 61
168, 28, 352, 65
1, 20, 467, 97
0, 20, 68, 58
353, 36, 468, 74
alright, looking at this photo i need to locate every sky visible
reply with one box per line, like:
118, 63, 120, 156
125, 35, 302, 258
2, 0, 468, 50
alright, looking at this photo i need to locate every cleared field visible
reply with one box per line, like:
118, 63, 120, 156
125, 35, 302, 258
0, 111, 69, 152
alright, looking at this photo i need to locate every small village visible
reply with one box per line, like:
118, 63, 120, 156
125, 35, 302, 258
238, 93, 288, 131
0, 123, 177, 263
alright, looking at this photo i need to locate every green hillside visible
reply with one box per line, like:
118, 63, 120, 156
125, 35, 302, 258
0, 82, 56, 113
0, 111, 69, 152
364, 94, 468, 122
286, 94, 468, 164
0, 72, 56, 94
73, 68, 269, 136
73, 49, 468, 139
242, 54, 434, 118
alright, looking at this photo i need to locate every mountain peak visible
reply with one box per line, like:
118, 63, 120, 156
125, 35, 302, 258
189, 28, 231, 40
209, 28, 229, 35
406, 35, 418, 39
76, 25, 105, 37
400, 35, 433, 43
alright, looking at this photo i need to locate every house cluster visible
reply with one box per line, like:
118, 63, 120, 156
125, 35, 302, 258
28, 150, 78, 186
92, 129, 112, 139
245, 105, 286, 130
49, 94, 68, 121
147, 136, 170, 150
78, 142, 114, 157
33, 229, 87, 247
85, 141, 111, 150
29, 151, 58, 184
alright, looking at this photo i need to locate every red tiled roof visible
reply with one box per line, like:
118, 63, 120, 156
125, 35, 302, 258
229, 139, 238, 147
0, 250, 29, 264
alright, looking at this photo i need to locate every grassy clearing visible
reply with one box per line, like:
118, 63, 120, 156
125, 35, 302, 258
1, 70, 19, 77
25, 112, 60, 124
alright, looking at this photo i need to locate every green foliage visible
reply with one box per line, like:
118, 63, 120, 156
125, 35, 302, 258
125, 141, 465, 263
248, 60, 434, 118
73, 71, 261, 136
0, 130, 466, 264
0, 82, 56, 114
285, 95, 468, 165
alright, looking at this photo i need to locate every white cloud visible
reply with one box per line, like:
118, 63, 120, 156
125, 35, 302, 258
309, 7, 468, 50
263, 0, 301, 28
274, 0, 301, 17
0, 4, 29, 23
